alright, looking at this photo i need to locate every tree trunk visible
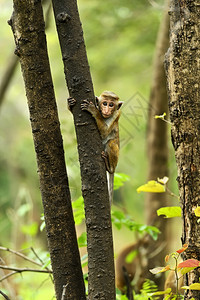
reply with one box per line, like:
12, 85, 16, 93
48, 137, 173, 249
10, 1, 86, 299
51, 1, 115, 299
0, 55, 18, 108
165, 1, 200, 298
144, 2, 170, 290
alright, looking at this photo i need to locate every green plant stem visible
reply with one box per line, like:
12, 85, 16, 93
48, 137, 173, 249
174, 256, 180, 298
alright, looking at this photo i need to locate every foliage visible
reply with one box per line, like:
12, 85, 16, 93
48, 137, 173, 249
70, 172, 160, 240
0, 0, 168, 246
137, 180, 166, 193
0, 0, 178, 298
114, 173, 130, 190
137, 177, 183, 219
154, 112, 172, 125
150, 244, 200, 299
116, 279, 158, 300
157, 206, 182, 218
111, 209, 160, 240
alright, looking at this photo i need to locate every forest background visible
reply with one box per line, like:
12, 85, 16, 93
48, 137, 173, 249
0, 0, 181, 299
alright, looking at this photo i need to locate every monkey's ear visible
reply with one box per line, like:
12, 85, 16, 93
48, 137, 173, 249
117, 101, 123, 110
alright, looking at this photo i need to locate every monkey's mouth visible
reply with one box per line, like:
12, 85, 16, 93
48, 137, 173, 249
102, 113, 110, 118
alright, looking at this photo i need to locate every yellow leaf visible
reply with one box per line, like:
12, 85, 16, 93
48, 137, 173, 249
154, 112, 166, 120
194, 206, 200, 217
182, 283, 200, 290
137, 180, 165, 193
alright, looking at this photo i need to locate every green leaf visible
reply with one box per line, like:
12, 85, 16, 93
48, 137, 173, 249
137, 180, 165, 193
78, 232, 87, 247
72, 196, 84, 209
114, 173, 130, 190
157, 206, 181, 218
72, 196, 85, 225
125, 250, 138, 263
152, 288, 171, 296
21, 222, 38, 236
42, 259, 51, 269
111, 210, 160, 239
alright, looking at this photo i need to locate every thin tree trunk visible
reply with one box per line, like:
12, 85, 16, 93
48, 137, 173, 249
0, 55, 18, 108
51, 1, 115, 299
10, 1, 86, 299
144, 1, 170, 289
165, 1, 200, 298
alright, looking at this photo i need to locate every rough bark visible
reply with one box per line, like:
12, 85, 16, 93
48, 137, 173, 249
9, 1, 86, 299
165, 0, 200, 298
144, 2, 170, 289
51, 1, 115, 299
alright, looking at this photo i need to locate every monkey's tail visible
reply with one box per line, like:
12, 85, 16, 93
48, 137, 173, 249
107, 172, 114, 205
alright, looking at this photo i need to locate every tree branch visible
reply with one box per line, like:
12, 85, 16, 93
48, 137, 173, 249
0, 265, 52, 275
0, 247, 42, 268
0, 290, 11, 300
10, 0, 86, 299
51, 0, 115, 298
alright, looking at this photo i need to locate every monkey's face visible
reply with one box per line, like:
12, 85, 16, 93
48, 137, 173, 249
100, 99, 116, 118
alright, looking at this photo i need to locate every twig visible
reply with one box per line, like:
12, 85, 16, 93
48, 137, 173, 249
0, 265, 52, 275
0, 271, 18, 283
0, 54, 18, 107
30, 247, 45, 266
61, 284, 69, 300
166, 187, 179, 200
0, 290, 11, 300
30, 247, 53, 282
0, 246, 42, 267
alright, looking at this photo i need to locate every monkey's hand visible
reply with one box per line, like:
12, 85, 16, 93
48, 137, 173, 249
81, 100, 96, 115
67, 97, 76, 112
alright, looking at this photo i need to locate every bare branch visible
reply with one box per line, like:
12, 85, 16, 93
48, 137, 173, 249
0, 271, 18, 283
0, 246, 42, 267
30, 247, 45, 266
0, 290, 11, 300
0, 54, 18, 107
0, 265, 52, 275
30, 247, 53, 282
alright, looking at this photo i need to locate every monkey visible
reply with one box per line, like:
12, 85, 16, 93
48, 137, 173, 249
67, 91, 123, 203
115, 237, 149, 294
116, 240, 184, 297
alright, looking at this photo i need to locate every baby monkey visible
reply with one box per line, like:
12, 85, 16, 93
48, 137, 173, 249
68, 91, 123, 203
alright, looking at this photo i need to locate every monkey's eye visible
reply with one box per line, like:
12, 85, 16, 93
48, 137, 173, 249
103, 102, 107, 106
109, 103, 114, 107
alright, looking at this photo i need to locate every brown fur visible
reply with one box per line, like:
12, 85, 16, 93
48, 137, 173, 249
164, 269, 184, 296
80, 91, 123, 202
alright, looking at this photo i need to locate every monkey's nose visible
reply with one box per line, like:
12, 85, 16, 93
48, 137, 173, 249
105, 107, 109, 113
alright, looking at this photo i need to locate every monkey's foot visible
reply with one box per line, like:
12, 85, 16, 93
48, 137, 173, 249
101, 151, 108, 160
102, 151, 114, 173
102, 151, 109, 171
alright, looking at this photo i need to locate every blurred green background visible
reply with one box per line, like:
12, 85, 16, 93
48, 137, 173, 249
0, 0, 180, 298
